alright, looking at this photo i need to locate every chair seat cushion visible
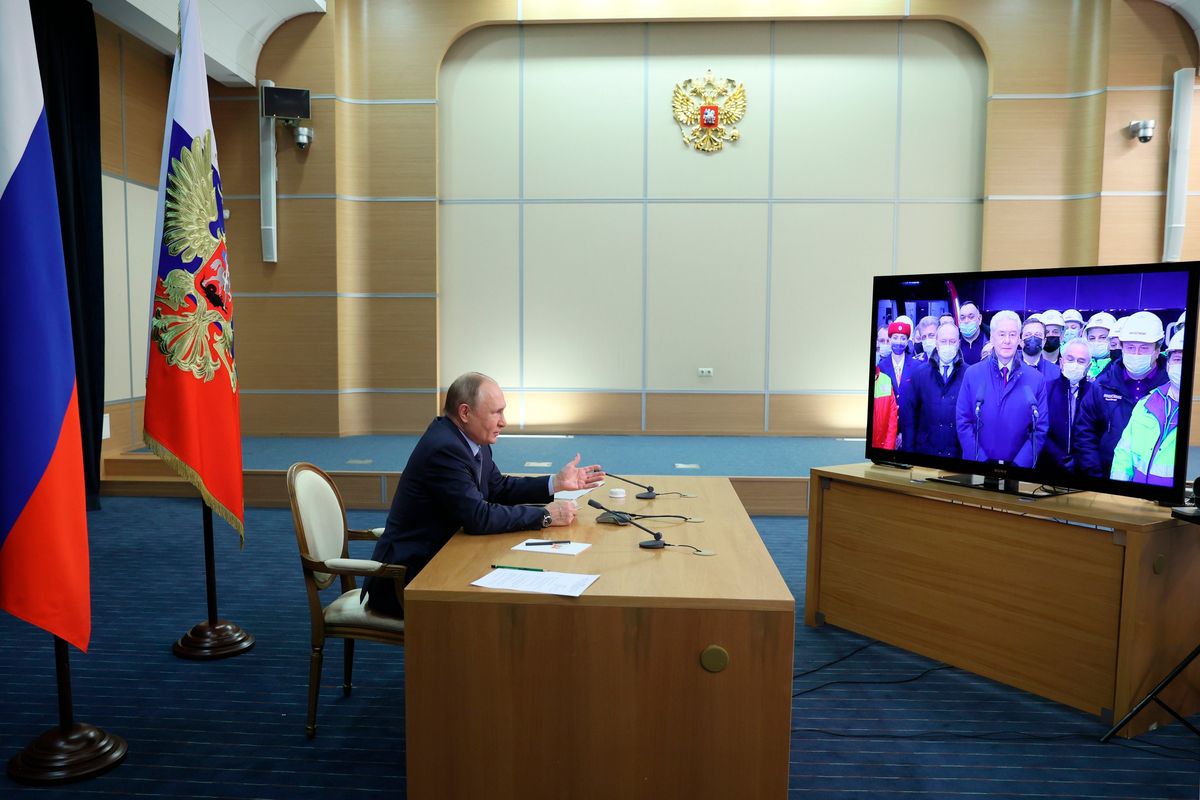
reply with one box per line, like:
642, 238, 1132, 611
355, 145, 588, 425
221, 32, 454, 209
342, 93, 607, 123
324, 590, 405, 633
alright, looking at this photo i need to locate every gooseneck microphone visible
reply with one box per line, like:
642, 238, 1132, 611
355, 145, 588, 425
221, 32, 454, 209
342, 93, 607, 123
605, 472, 657, 500
587, 499, 665, 549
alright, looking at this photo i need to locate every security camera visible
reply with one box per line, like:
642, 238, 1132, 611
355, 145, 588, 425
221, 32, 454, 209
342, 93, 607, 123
1129, 119, 1155, 143
294, 126, 314, 150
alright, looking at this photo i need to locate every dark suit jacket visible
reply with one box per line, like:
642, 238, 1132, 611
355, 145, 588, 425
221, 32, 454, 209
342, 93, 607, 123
1037, 375, 1093, 474
364, 416, 552, 615
878, 352, 918, 408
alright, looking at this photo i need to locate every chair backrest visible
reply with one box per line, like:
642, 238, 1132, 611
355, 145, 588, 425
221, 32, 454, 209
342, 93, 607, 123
287, 463, 349, 590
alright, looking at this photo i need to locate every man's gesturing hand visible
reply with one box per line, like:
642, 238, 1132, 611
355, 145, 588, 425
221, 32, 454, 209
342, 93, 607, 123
553, 453, 605, 492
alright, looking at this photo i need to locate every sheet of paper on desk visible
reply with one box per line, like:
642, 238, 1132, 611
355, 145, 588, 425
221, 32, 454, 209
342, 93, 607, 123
512, 539, 591, 555
472, 569, 600, 598
554, 485, 596, 502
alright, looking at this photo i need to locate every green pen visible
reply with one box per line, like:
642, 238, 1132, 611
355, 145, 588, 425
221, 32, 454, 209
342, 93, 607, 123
491, 564, 543, 572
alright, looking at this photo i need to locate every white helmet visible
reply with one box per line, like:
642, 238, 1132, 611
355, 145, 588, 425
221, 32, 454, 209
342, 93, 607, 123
1085, 311, 1117, 332
1120, 311, 1165, 344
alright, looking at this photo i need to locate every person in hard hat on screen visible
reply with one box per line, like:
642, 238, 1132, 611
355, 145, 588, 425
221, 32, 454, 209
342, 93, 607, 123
1074, 311, 1170, 479
1109, 329, 1185, 485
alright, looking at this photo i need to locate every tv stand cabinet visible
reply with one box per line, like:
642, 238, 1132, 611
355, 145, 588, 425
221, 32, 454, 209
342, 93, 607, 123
806, 463, 1200, 737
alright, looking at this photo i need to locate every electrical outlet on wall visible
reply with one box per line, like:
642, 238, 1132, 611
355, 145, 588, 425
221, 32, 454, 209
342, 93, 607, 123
697, 367, 714, 377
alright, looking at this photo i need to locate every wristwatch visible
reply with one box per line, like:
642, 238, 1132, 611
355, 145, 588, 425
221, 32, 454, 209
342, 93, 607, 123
542, 511, 553, 528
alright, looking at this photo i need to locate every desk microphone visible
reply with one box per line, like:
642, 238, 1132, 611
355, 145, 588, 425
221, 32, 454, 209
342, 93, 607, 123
605, 473, 657, 499
587, 499, 665, 549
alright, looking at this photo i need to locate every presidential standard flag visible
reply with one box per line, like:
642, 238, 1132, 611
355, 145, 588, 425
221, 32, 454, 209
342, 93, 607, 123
0, 1, 92, 652
143, 0, 244, 538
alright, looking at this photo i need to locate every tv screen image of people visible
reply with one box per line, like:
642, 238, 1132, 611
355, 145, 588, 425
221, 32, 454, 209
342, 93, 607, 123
867, 262, 1198, 503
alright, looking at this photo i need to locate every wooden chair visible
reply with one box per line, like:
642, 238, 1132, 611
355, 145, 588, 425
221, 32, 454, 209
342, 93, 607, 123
286, 462, 406, 738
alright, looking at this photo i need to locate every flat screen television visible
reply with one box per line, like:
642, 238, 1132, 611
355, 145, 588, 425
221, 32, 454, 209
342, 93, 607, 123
866, 262, 1198, 503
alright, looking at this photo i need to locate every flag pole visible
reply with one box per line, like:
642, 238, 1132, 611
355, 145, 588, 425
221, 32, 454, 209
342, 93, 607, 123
6, 636, 127, 784
172, 502, 254, 659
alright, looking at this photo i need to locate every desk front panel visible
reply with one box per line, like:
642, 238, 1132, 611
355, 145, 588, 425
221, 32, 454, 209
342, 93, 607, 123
405, 476, 795, 800
406, 599, 793, 800
815, 478, 1123, 716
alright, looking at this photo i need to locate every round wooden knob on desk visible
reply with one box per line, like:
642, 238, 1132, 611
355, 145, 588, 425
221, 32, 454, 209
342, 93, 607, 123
700, 645, 730, 673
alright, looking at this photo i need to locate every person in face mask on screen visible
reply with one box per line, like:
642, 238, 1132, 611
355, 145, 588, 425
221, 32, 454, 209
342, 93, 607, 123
1019, 317, 1062, 383
899, 322, 964, 459
1038, 309, 1065, 364
1038, 337, 1094, 473
1084, 312, 1116, 379
913, 316, 939, 362
879, 320, 917, 410
1109, 329, 1185, 485
876, 325, 890, 364
1062, 309, 1085, 345
957, 302, 987, 365
1074, 311, 1169, 480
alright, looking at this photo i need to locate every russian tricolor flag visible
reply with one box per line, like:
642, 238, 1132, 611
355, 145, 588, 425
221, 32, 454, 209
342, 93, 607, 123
0, 2, 92, 652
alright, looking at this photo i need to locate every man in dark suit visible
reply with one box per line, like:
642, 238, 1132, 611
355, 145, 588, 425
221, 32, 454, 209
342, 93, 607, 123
1037, 337, 1093, 474
364, 372, 605, 616
899, 321, 964, 459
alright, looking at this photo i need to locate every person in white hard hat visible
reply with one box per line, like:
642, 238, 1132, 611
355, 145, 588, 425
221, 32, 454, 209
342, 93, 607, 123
1075, 311, 1170, 479
1084, 311, 1117, 379
1109, 329, 1185, 485
1062, 309, 1085, 344
1038, 309, 1065, 364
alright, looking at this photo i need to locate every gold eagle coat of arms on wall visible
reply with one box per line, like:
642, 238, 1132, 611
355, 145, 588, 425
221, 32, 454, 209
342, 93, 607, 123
672, 70, 746, 153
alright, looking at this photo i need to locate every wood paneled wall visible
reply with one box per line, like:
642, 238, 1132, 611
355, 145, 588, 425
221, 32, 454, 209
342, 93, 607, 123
102, 0, 1199, 440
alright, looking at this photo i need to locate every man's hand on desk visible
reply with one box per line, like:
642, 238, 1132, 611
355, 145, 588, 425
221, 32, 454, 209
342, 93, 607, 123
545, 500, 578, 527
552, 453, 606, 492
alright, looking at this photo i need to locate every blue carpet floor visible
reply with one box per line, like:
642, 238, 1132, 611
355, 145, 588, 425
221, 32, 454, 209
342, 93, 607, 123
1, 498, 1197, 798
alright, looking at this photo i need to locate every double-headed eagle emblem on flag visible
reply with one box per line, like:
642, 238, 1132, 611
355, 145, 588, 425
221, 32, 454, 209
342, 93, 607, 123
150, 130, 237, 391
672, 70, 747, 153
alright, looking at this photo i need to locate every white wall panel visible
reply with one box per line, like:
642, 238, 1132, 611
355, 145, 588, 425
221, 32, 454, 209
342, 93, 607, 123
899, 22, 987, 199
646, 23, 771, 199
102, 175, 132, 403
896, 202, 983, 274
437, 21, 985, 403
773, 22, 899, 199
769, 203, 894, 392
126, 181, 159, 400
524, 25, 645, 199
523, 204, 643, 388
439, 26, 520, 199
646, 203, 767, 390
438, 204, 521, 386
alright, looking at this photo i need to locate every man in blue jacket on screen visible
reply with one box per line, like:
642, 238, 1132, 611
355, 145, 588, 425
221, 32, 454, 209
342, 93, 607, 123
956, 310, 1049, 467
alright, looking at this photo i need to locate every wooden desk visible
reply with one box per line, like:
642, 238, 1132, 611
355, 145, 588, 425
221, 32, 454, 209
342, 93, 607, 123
405, 477, 794, 800
806, 463, 1200, 736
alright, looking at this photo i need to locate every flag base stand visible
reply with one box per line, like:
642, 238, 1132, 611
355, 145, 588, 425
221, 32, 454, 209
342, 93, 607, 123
7, 722, 128, 785
172, 619, 255, 660
7, 637, 127, 785
172, 503, 254, 660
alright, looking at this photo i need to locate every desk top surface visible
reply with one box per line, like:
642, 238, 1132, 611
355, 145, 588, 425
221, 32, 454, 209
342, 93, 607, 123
406, 476, 794, 611
813, 463, 1185, 531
